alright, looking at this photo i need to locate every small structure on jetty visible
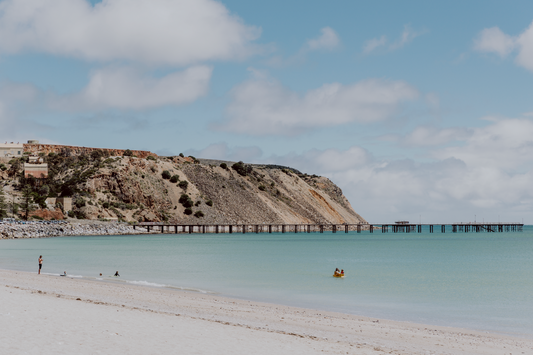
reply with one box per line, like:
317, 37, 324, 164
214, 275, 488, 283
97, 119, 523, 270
134, 222, 524, 234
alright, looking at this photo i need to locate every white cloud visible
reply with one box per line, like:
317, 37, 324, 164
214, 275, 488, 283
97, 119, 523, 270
307, 27, 340, 51
390, 25, 424, 50
0, 65, 212, 138
363, 35, 387, 54
0, 0, 260, 66
363, 25, 424, 54
185, 117, 533, 223
266, 27, 340, 67
473, 27, 516, 57
68, 65, 212, 110
401, 126, 472, 147
220, 77, 419, 135
474, 21, 533, 72
273, 119, 533, 222
433, 118, 533, 170
515, 22, 533, 71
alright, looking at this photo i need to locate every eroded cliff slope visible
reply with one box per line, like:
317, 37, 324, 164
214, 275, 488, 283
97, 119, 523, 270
1, 152, 366, 225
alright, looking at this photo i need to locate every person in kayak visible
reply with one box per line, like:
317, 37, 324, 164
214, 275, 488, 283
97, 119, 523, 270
334, 268, 341, 276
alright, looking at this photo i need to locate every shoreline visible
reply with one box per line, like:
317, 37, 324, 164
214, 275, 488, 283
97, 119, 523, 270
0, 221, 154, 239
1, 269, 531, 354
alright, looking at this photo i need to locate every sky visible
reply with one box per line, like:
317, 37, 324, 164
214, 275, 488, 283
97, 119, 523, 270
1, 0, 533, 224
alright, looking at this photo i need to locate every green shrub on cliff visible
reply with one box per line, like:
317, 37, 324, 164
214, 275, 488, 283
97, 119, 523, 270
194, 210, 204, 218
123, 149, 133, 157
220, 163, 227, 169
39, 185, 50, 196
147, 155, 156, 161
258, 185, 266, 191
206, 200, 213, 207
170, 175, 179, 183
232, 161, 252, 176
179, 194, 193, 208
178, 180, 188, 190
184, 207, 193, 215
75, 197, 86, 208
161, 170, 171, 179
21, 186, 36, 221
90, 150, 107, 160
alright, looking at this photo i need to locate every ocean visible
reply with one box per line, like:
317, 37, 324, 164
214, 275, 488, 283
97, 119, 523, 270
1, 226, 532, 338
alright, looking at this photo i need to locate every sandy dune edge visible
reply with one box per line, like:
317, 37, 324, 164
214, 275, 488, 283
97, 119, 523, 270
0, 269, 531, 355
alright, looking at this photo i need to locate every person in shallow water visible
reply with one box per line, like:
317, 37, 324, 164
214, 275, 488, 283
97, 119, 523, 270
61, 271, 67, 277
38, 255, 43, 275
114, 271, 120, 277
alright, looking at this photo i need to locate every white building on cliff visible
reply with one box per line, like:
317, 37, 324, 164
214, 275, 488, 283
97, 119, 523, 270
0, 142, 23, 158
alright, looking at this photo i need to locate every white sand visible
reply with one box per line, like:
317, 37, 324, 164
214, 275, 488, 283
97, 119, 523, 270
0, 269, 531, 355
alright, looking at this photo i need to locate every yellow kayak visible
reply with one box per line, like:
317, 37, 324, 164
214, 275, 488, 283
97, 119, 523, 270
333, 274, 345, 278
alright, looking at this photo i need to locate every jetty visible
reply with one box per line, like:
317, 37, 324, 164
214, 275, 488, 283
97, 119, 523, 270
134, 222, 524, 234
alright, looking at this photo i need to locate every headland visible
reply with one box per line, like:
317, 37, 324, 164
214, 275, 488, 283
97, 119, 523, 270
0, 141, 366, 226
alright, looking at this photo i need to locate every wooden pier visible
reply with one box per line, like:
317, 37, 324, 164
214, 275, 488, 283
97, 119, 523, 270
134, 222, 524, 234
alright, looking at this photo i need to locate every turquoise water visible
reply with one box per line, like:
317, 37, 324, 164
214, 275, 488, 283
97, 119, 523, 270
1, 226, 532, 338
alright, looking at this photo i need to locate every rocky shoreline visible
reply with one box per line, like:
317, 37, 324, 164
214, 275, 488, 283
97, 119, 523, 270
0, 222, 152, 239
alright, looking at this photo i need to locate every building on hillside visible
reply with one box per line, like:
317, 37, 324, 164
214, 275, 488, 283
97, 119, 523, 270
45, 197, 72, 212
0, 142, 24, 158
24, 155, 48, 179
24, 163, 49, 179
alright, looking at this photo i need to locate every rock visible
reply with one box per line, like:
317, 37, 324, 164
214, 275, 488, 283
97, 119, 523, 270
29, 208, 65, 220
79, 205, 100, 220
0, 222, 153, 239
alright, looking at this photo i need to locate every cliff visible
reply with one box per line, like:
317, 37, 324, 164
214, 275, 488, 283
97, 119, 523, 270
23, 143, 156, 160
0, 151, 367, 225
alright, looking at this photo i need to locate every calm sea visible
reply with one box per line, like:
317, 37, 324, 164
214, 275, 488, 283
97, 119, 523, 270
1, 226, 532, 338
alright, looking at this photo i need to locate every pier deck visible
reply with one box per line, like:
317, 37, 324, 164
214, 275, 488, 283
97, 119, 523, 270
134, 222, 524, 234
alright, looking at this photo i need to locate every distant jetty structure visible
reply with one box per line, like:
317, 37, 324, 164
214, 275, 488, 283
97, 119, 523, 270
134, 222, 524, 234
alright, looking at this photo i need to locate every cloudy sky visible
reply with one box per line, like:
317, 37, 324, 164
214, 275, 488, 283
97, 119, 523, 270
1, 0, 533, 224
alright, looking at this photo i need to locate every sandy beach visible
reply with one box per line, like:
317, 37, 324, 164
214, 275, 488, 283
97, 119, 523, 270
0, 269, 531, 354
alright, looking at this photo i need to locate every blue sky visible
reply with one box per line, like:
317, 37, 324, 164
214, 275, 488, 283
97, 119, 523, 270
2, 0, 533, 224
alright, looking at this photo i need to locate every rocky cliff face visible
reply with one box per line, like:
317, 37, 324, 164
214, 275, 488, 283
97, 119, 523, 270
23, 144, 156, 159
1, 154, 367, 225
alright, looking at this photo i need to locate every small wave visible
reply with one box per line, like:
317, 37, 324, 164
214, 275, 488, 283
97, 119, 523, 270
166, 285, 217, 294
126, 280, 167, 288
124, 280, 216, 294
42, 272, 82, 278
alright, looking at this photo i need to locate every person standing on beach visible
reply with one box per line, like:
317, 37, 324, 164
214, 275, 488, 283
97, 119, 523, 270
38, 255, 43, 274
